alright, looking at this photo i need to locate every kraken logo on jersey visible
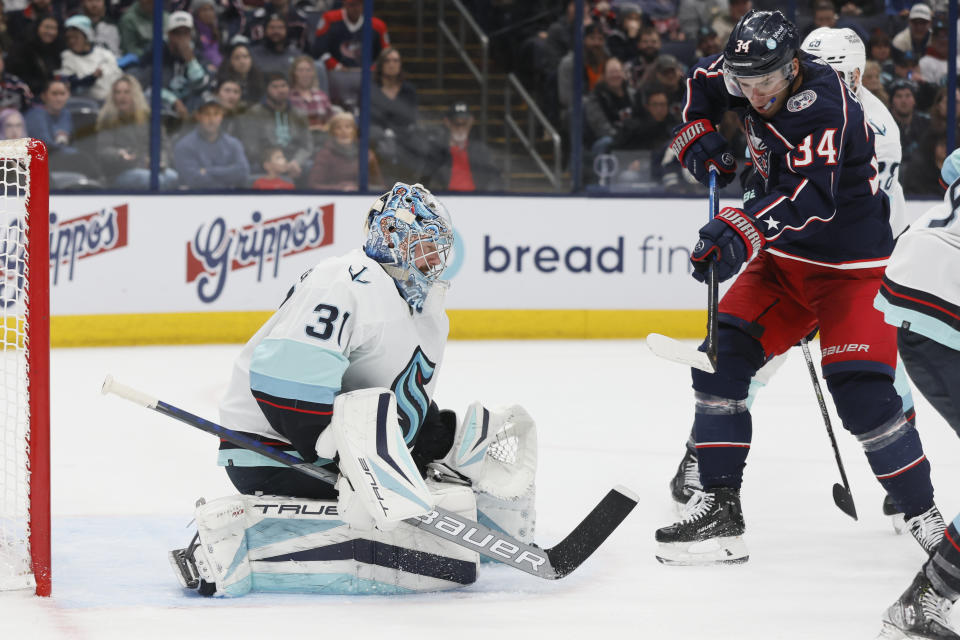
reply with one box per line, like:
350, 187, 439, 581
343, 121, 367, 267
391, 346, 437, 444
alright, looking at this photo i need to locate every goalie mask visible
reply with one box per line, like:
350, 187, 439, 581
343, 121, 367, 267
363, 182, 454, 312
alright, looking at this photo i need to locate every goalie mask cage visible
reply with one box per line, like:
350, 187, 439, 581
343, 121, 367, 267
0, 139, 50, 597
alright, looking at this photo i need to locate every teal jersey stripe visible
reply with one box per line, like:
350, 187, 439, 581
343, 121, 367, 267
250, 338, 348, 403
218, 448, 333, 468
875, 294, 960, 351
246, 518, 345, 550
250, 572, 416, 595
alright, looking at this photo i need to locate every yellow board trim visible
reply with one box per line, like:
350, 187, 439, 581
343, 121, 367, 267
49, 310, 709, 347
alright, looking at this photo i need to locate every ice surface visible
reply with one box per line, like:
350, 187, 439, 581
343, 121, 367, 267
2, 340, 959, 639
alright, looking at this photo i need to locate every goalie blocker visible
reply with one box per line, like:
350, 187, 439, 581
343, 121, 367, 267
171, 389, 538, 595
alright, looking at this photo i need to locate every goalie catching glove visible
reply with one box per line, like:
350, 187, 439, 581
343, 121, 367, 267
691, 207, 765, 283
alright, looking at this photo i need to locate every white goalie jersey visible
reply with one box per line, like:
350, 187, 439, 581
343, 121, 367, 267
861, 87, 909, 236
218, 248, 450, 464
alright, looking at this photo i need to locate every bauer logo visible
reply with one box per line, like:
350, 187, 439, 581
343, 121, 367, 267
49, 205, 129, 285
186, 205, 335, 303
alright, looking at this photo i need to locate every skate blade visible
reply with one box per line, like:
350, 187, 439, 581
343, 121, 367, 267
168, 548, 199, 589
656, 536, 749, 566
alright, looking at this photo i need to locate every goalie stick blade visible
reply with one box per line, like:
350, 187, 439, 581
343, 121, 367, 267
646, 333, 716, 373
545, 485, 639, 579
833, 483, 858, 521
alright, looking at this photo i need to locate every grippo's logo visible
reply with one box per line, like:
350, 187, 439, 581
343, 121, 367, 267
187, 205, 335, 303
49, 204, 129, 285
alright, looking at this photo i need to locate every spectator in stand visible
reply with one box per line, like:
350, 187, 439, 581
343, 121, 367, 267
173, 96, 249, 189
558, 23, 609, 123
217, 42, 264, 105
642, 54, 686, 119
95, 74, 178, 189
417, 102, 502, 193
695, 26, 722, 58
543, 0, 589, 62
624, 25, 660, 91
801, 1, 870, 42
889, 78, 929, 175
247, 0, 307, 51
902, 129, 947, 195
868, 29, 896, 82
918, 19, 959, 87
711, 0, 751, 45
7, 0, 58, 40
585, 57, 636, 154
250, 14, 300, 77
58, 15, 122, 103
607, 4, 643, 63
192, 0, 223, 73
633, 86, 680, 151
0, 108, 26, 140
252, 145, 295, 190
862, 60, 889, 104
238, 72, 312, 184
289, 55, 335, 133
214, 78, 245, 137
677, 0, 725, 42
370, 46, 422, 180
640, 0, 686, 42
892, 3, 932, 59
148, 11, 211, 119
307, 111, 381, 191
0, 49, 33, 112
24, 77, 100, 177
7, 16, 64, 97
80, 0, 120, 57
312, 0, 389, 71
928, 85, 960, 138
119, 0, 167, 62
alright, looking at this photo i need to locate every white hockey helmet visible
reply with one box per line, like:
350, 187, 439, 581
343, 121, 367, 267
801, 27, 866, 95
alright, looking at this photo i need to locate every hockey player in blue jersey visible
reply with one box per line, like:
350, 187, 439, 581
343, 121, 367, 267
654, 10, 944, 566
168, 183, 539, 596
872, 151, 960, 640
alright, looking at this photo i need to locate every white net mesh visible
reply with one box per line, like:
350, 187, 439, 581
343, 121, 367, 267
0, 139, 35, 591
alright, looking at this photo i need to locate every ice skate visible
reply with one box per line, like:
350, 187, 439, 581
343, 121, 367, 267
656, 487, 748, 565
169, 533, 216, 596
877, 572, 960, 639
885, 495, 907, 535
907, 506, 947, 556
669, 447, 701, 509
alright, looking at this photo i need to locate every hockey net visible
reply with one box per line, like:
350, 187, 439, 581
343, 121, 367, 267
0, 139, 50, 596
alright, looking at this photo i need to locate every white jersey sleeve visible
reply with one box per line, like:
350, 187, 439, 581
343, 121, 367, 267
861, 88, 909, 236
874, 177, 960, 350
218, 248, 450, 465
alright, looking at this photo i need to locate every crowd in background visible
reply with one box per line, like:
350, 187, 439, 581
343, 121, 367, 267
0, 0, 955, 195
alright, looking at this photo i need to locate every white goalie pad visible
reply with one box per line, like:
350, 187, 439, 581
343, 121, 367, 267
439, 402, 538, 544
328, 388, 434, 530
186, 482, 478, 597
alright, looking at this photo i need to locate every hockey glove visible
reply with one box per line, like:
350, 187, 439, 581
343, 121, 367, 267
670, 119, 737, 188
690, 207, 765, 283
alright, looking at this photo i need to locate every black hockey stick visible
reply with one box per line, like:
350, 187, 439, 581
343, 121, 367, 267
102, 375, 638, 580
799, 338, 858, 521
647, 169, 719, 373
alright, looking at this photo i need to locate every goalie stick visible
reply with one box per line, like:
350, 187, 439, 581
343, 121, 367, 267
102, 375, 638, 580
799, 338, 858, 521
646, 169, 719, 373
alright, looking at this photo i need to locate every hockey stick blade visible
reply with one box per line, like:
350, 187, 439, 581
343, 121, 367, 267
102, 375, 638, 580
645, 333, 716, 373
833, 482, 858, 520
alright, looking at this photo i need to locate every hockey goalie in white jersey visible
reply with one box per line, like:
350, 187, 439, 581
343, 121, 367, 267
169, 183, 538, 596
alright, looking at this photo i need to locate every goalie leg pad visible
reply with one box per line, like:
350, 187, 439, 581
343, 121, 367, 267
331, 388, 434, 530
181, 487, 478, 597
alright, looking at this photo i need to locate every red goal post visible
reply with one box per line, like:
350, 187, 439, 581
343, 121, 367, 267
0, 138, 50, 596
